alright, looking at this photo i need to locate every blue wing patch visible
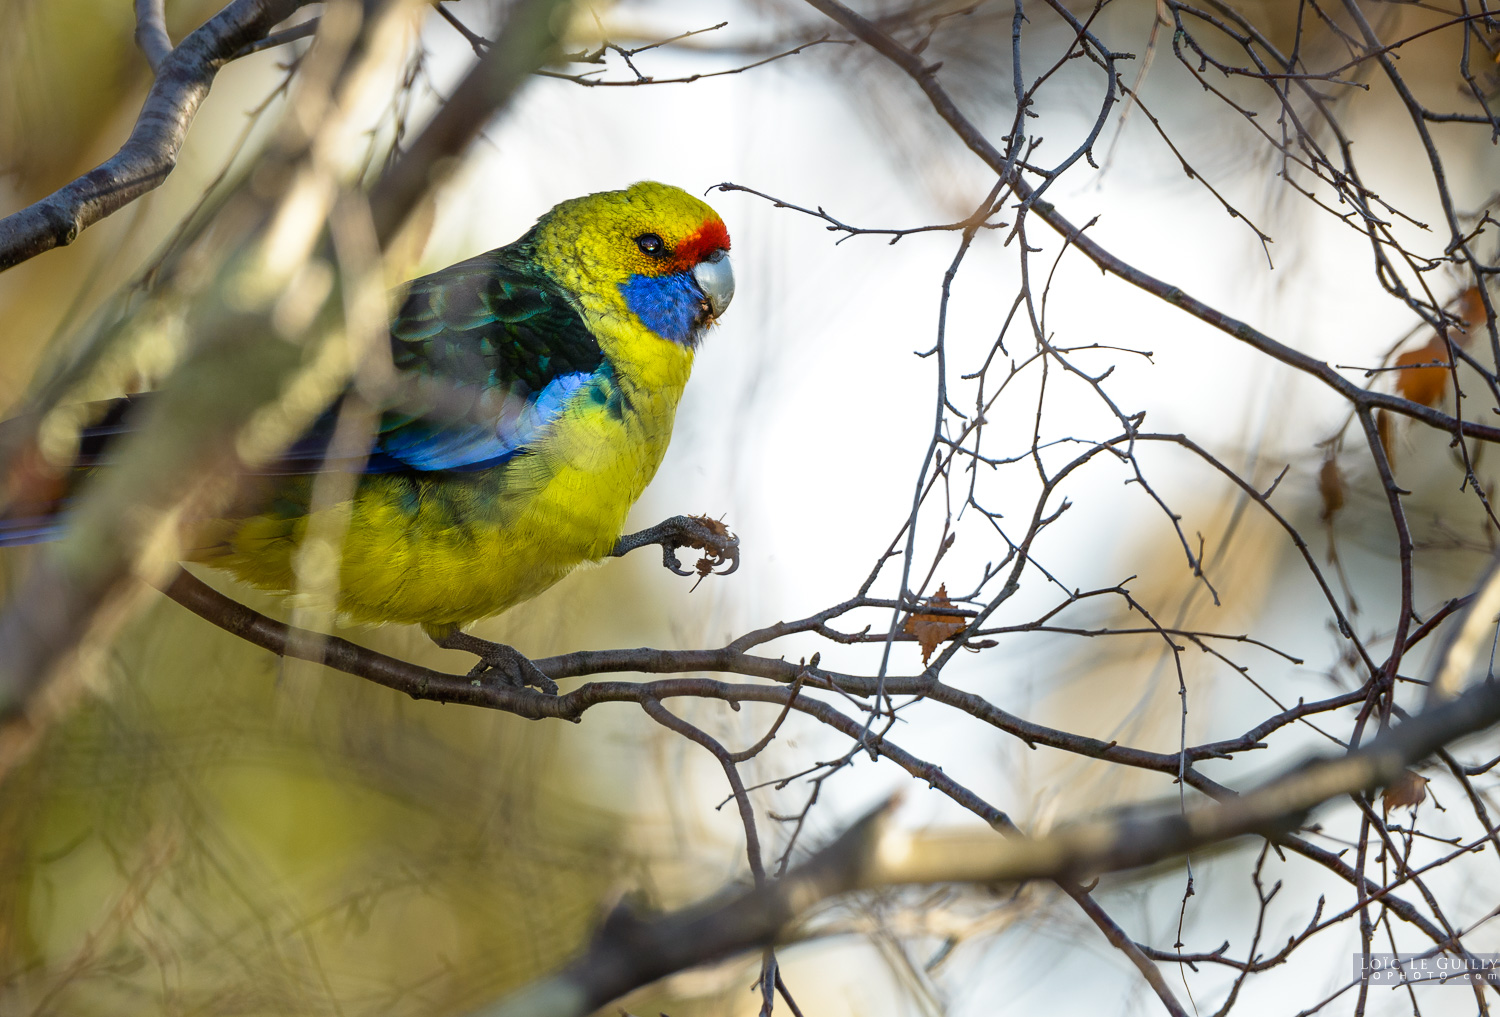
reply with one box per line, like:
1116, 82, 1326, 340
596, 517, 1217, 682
374, 371, 591, 472
0, 515, 67, 547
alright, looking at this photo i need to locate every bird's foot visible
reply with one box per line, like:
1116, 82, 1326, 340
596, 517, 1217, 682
610, 514, 740, 584
434, 631, 559, 695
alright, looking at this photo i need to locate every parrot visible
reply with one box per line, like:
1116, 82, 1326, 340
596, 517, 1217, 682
0, 181, 736, 693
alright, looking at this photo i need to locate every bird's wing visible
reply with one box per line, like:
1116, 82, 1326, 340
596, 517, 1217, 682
0, 253, 604, 545
286, 249, 606, 474
37, 252, 602, 478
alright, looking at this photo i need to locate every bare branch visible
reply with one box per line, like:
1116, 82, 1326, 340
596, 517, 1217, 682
536, 35, 850, 87
134, 0, 173, 73
800, 0, 1500, 446
0, 0, 313, 272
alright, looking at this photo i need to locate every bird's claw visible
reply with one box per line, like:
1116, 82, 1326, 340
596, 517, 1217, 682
665, 514, 740, 581
435, 631, 558, 695
612, 514, 740, 583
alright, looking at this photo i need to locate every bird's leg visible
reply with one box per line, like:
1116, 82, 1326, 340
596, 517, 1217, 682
433, 630, 559, 695
610, 514, 740, 581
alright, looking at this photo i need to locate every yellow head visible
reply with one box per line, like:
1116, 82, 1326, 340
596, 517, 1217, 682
528, 182, 733, 347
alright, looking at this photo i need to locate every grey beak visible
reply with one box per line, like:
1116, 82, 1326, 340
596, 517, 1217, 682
693, 249, 734, 318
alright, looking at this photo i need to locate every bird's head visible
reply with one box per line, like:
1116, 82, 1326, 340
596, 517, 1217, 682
530, 181, 733, 347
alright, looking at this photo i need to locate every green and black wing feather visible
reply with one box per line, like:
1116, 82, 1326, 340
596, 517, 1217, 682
0, 245, 607, 545
327, 246, 606, 473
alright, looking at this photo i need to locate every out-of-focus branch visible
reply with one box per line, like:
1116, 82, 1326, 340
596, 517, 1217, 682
0, 0, 313, 272
1428, 555, 1500, 703
367, 0, 568, 245
235, 18, 322, 57
867, 676, 1500, 887
470, 804, 891, 1017
0, 0, 403, 764
134, 0, 174, 73
0, 0, 573, 769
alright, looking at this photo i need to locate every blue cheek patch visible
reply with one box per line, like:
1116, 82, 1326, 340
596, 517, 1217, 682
620, 271, 704, 345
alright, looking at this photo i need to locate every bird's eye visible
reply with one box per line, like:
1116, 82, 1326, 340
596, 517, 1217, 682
635, 233, 666, 257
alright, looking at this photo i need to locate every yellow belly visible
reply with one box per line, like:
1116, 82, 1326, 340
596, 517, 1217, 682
195, 371, 683, 635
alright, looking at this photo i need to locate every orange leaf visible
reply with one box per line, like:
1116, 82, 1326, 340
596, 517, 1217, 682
1458, 286, 1488, 335
1318, 454, 1344, 521
1381, 770, 1429, 815
1394, 335, 1449, 407
903, 583, 966, 664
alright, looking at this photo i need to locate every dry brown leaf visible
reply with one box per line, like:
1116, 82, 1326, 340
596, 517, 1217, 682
1382, 770, 1429, 814
1394, 334, 1450, 407
1376, 409, 1396, 471
688, 514, 731, 539
686, 514, 734, 582
1458, 286, 1488, 335
1318, 454, 1344, 521
903, 583, 966, 664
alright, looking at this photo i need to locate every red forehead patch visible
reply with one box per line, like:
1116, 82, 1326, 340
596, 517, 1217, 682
671, 219, 731, 269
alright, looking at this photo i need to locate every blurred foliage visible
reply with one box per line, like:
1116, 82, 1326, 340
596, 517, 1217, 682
0, 584, 623, 1016
0, 5, 649, 1014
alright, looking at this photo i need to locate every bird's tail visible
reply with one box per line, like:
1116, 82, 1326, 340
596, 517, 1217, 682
0, 514, 68, 546
0, 396, 144, 547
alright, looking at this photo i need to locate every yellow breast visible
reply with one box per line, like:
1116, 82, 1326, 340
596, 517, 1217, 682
197, 327, 695, 636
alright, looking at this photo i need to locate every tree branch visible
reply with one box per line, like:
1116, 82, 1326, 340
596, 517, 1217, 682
472, 803, 890, 1017
0, 0, 313, 272
134, 0, 174, 73
461, 649, 1500, 1016
367, 0, 567, 246
799, 0, 1500, 446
